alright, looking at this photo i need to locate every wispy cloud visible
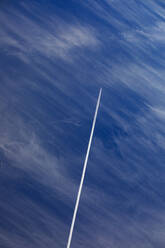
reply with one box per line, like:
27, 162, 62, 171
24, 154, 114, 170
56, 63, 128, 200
1, 0, 165, 247
0, 6, 99, 63
124, 21, 165, 45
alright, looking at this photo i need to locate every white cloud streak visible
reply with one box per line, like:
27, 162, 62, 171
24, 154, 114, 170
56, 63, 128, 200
1, 0, 165, 247
0, 6, 99, 63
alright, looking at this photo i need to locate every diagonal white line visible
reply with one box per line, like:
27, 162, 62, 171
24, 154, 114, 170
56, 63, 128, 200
66, 88, 102, 248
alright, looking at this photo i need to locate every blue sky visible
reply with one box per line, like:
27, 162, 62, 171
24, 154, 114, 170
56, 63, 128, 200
1, 0, 165, 247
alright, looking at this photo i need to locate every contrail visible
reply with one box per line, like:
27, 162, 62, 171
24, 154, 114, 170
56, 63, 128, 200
66, 88, 102, 248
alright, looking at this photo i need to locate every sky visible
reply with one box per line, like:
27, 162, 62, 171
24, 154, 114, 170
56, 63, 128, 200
1, 0, 165, 247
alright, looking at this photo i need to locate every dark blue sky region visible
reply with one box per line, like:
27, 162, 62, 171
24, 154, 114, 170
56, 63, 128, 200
1, 0, 165, 247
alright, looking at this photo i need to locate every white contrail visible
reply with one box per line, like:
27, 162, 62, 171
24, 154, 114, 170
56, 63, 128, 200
66, 88, 102, 248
